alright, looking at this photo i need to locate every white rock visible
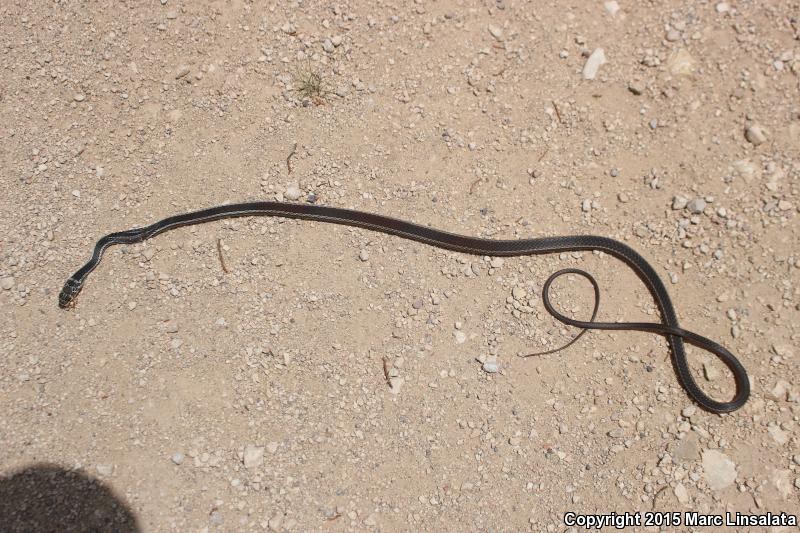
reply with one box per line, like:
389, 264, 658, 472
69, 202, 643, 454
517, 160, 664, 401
745, 124, 768, 146
715, 2, 730, 13
582, 48, 607, 80
603, 1, 620, 16
674, 482, 689, 504
488, 25, 503, 40
667, 48, 695, 75
358, 249, 369, 262
174, 65, 190, 79
96, 464, 114, 476
454, 330, 467, 344
482, 357, 499, 373
284, 184, 302, 200
772, 469, 792, 499
672, 195, 688, 210
243, 445, 264, 468
171, 452, 185, 465
768, 425, 788, 445
0, 277, 14, 290
389, 376, 404, 394
702, 450, 737, 490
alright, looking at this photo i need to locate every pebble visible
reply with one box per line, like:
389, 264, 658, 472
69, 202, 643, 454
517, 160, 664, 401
284, 184, 302, 201
582, 48, 607, 80
666, 29, 681, 42
744, 124, 767, 146
767, 425, 788, 445
701, 450, 737, 490
672, 195, 688, 210
243, 445, 264, 468
681, 405, 697, 419
174, 65, 190, 79
628, 81, 645, 95
389, 376, 404, 394
171, 452, 185, 465
715, 2, 730, 13
703, 362, 720, 381
358, 249, 370, 262
673, 482, 689, 504
0, 277, 14, 290
454, 330, 467, 344
96, 464, 114, 477
322, 39, 334, 53
482, 357, 499, 373
667, 48, 695, 75
772, 470, 792, 499
582, 199, 592, 212
487, 25, 503, 41
686, 198, 706, 214
603, 1, 619, 16
74, 93, 86, 102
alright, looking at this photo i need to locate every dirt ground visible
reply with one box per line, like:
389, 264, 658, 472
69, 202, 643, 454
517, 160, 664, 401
1, 0, 798, 531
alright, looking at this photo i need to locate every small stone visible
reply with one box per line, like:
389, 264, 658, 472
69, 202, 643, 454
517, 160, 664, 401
482, 357, 499, 373
412, 299, 424, 310
582, 48, 607, 80
166, 10, 177, 19
358, 249, 369, 262
681, 405, 697, 419
281, 22, 296, 35
490, 257, 504, 268
454, 330, 467, 344
389, 376, 404, 394
322, 39, 334, 53
772, 470, 792, 499
603, 1, 619, 16
703, 362, 720, 381
667, 48, 695, 75
331, 35, 343, 47
744, 124, 768, 146
487, 25, 503, 40
674, 482, 689, 504
702, 450, 737, 491
666, 29, 681, 42
284, 184, 302, 201
0, 277, 14, 290
96, 464, 114, 477
686, 198, 707, 214
174, 65, 190, 79
335, 85, 349, 98
672, 196, 689, 210
715, 2, 730, 13
512, 286, 527, 300
628, 81, 645, 95
171, 452, 185, 465
143, 248, 156, 261
74, 93, 86, 102
243, 445, 264, 468
768, 425, 788, 445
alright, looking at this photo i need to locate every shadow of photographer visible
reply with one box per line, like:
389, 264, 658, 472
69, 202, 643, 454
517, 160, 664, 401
0, 463, 139, 532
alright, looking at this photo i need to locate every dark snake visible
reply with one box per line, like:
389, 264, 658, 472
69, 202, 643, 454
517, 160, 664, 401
58, 202, 750, 414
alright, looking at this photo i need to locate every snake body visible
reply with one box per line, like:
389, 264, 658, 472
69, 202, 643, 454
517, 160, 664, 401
58, 202, 749, 413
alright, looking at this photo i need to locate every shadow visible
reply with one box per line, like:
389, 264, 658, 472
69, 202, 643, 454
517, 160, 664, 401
0, 463, 139, 533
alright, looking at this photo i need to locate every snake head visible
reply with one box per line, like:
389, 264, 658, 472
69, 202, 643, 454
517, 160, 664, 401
58, 278, 82, 309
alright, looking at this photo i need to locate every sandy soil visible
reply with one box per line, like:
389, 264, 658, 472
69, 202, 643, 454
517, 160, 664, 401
1, 0, 798, 531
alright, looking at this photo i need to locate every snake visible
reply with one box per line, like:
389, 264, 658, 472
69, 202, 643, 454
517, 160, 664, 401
58, 201, 750, 414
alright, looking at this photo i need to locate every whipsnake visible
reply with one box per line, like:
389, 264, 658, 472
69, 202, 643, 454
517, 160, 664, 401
58, 202, 749, 414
